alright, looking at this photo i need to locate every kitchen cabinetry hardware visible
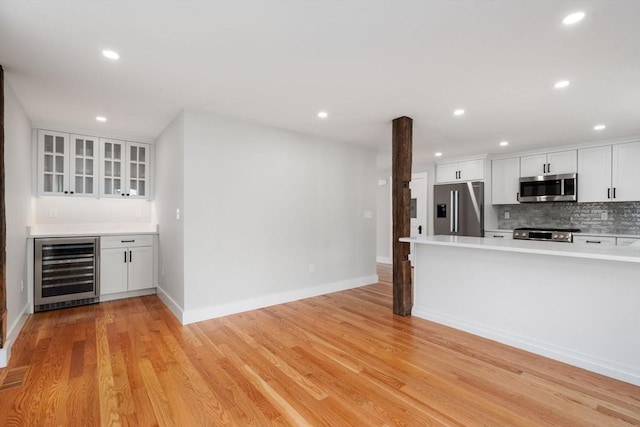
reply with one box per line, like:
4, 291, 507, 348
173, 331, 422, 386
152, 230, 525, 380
121, 240, 135, 243
586, 240, 602, 244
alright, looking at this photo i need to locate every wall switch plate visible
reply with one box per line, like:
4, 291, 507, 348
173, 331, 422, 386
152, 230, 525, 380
364, 210, 373, 219
601, 212, 608, 220
309, 264, 315, 273
176, 208, 180, 220
504, 211, 510, 219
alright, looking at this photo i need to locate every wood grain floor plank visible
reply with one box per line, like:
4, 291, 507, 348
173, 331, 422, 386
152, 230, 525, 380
1, 271, 638, 426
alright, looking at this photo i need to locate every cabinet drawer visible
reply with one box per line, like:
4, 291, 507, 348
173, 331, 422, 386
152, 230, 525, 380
101, 235, 154, 249
573, 236, 616, 246
617, 237, 640, 247
486, 232, 512, 239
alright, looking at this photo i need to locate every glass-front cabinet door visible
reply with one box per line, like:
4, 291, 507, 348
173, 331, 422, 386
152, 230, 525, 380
69, 134, 98, 196
100, 138, 125, 197
127, 142, 148, 198
100, 139, 150, 198
38, 130, 69, 195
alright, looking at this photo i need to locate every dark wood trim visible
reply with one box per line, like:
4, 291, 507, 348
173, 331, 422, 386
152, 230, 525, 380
0, 64, 6, 348
391, 116, 412, 316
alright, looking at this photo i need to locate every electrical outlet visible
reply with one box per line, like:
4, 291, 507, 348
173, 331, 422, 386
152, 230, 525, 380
364, 210, 373, 219
601, 212, 608, 220
504, 211, 510, 219
21, 280, 24, 292
176, 208, 180, 220
309, 264, 315, 273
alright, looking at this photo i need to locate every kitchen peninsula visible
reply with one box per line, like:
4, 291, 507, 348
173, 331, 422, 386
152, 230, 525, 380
400, 235, 640, 386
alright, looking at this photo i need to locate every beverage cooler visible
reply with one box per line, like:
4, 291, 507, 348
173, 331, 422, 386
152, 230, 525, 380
34, 237, 100, 312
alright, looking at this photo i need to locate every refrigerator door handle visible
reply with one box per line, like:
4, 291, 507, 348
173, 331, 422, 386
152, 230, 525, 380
454, 190, 460, 233
450, 191, 455, 233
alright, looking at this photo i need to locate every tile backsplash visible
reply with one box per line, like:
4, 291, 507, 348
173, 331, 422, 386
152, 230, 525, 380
496, 202, 640, 235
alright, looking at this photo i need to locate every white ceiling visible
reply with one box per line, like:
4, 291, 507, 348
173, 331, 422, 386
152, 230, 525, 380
1, 0, 639, 168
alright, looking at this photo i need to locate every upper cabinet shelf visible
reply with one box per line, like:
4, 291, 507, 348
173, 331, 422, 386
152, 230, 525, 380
36, 129, 152, 200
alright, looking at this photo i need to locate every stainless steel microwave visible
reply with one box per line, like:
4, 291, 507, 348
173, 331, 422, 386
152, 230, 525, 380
518, 173, 577, 202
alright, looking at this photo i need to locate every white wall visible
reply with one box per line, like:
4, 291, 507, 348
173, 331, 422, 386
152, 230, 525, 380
2, 79, 32, 363
34, 197, 153, 225
153, 112, 185, 317
180, 110, 376, 322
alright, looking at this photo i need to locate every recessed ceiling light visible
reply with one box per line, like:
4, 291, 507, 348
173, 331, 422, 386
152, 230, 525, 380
563, 12, 586, 25
499, 141, 509, 146
593, 124, 606, 131
102, 50, 120, 60
554, 80, 570, 89
317, 111, 328, 119
96, 116, 107, 122
435, 152, 443, 157
453, 109, 465, 116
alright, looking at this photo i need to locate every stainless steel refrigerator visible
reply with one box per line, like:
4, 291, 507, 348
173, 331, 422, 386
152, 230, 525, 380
434, 181, 484, 237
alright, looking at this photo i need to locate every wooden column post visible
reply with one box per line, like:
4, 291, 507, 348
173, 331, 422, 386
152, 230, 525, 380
0, 65, 6, 348
392, 116, 413, 316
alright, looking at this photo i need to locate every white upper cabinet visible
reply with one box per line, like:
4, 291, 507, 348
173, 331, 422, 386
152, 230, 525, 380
491, 157, 520, 205
37, 130, 98, 197
520, 150, 576, 177
100, 139, 150, 199
611, 142, 640, 202
436, 159, 484, 183
578, 141, 640, 202
578, 146, 612, 202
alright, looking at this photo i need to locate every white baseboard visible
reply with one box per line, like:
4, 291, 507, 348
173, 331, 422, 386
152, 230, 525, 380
182, 274, 378, 325
0, 302, 30, 368
413, 307, 640, 387
156, 286, 184, 323
376, 256, 392, 264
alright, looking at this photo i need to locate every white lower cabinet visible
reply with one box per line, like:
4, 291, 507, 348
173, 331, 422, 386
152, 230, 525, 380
617, 237, 640, 247
573, 235, 616, 246
486, 231, 512, 239
100, 235, 154, 295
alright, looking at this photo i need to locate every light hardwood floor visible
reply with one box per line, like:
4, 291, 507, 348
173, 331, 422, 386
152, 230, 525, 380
0, 265, 638, 426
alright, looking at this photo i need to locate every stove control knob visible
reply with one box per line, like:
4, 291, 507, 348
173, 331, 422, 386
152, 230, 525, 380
514, 232, 520, 237
559, 234, 565, 239
553, 234, 558, 239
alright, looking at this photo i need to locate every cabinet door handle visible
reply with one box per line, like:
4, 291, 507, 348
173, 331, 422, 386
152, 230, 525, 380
608, 188, 611, 199
121, 240, 135, 243
124, 251, 127, 263
543, 164, 546, 174
613, 187, 616, 199
493, 235, 504, 238
586, 240, 602, 244
129, 250, 132, 263
547, 163, 551, 173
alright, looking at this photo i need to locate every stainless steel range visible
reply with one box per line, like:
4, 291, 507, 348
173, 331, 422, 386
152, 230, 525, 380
512, 227, 580, 243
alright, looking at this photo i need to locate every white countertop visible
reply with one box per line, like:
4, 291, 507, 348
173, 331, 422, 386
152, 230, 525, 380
28, 223, 158, 238
400, 235, 640, 264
